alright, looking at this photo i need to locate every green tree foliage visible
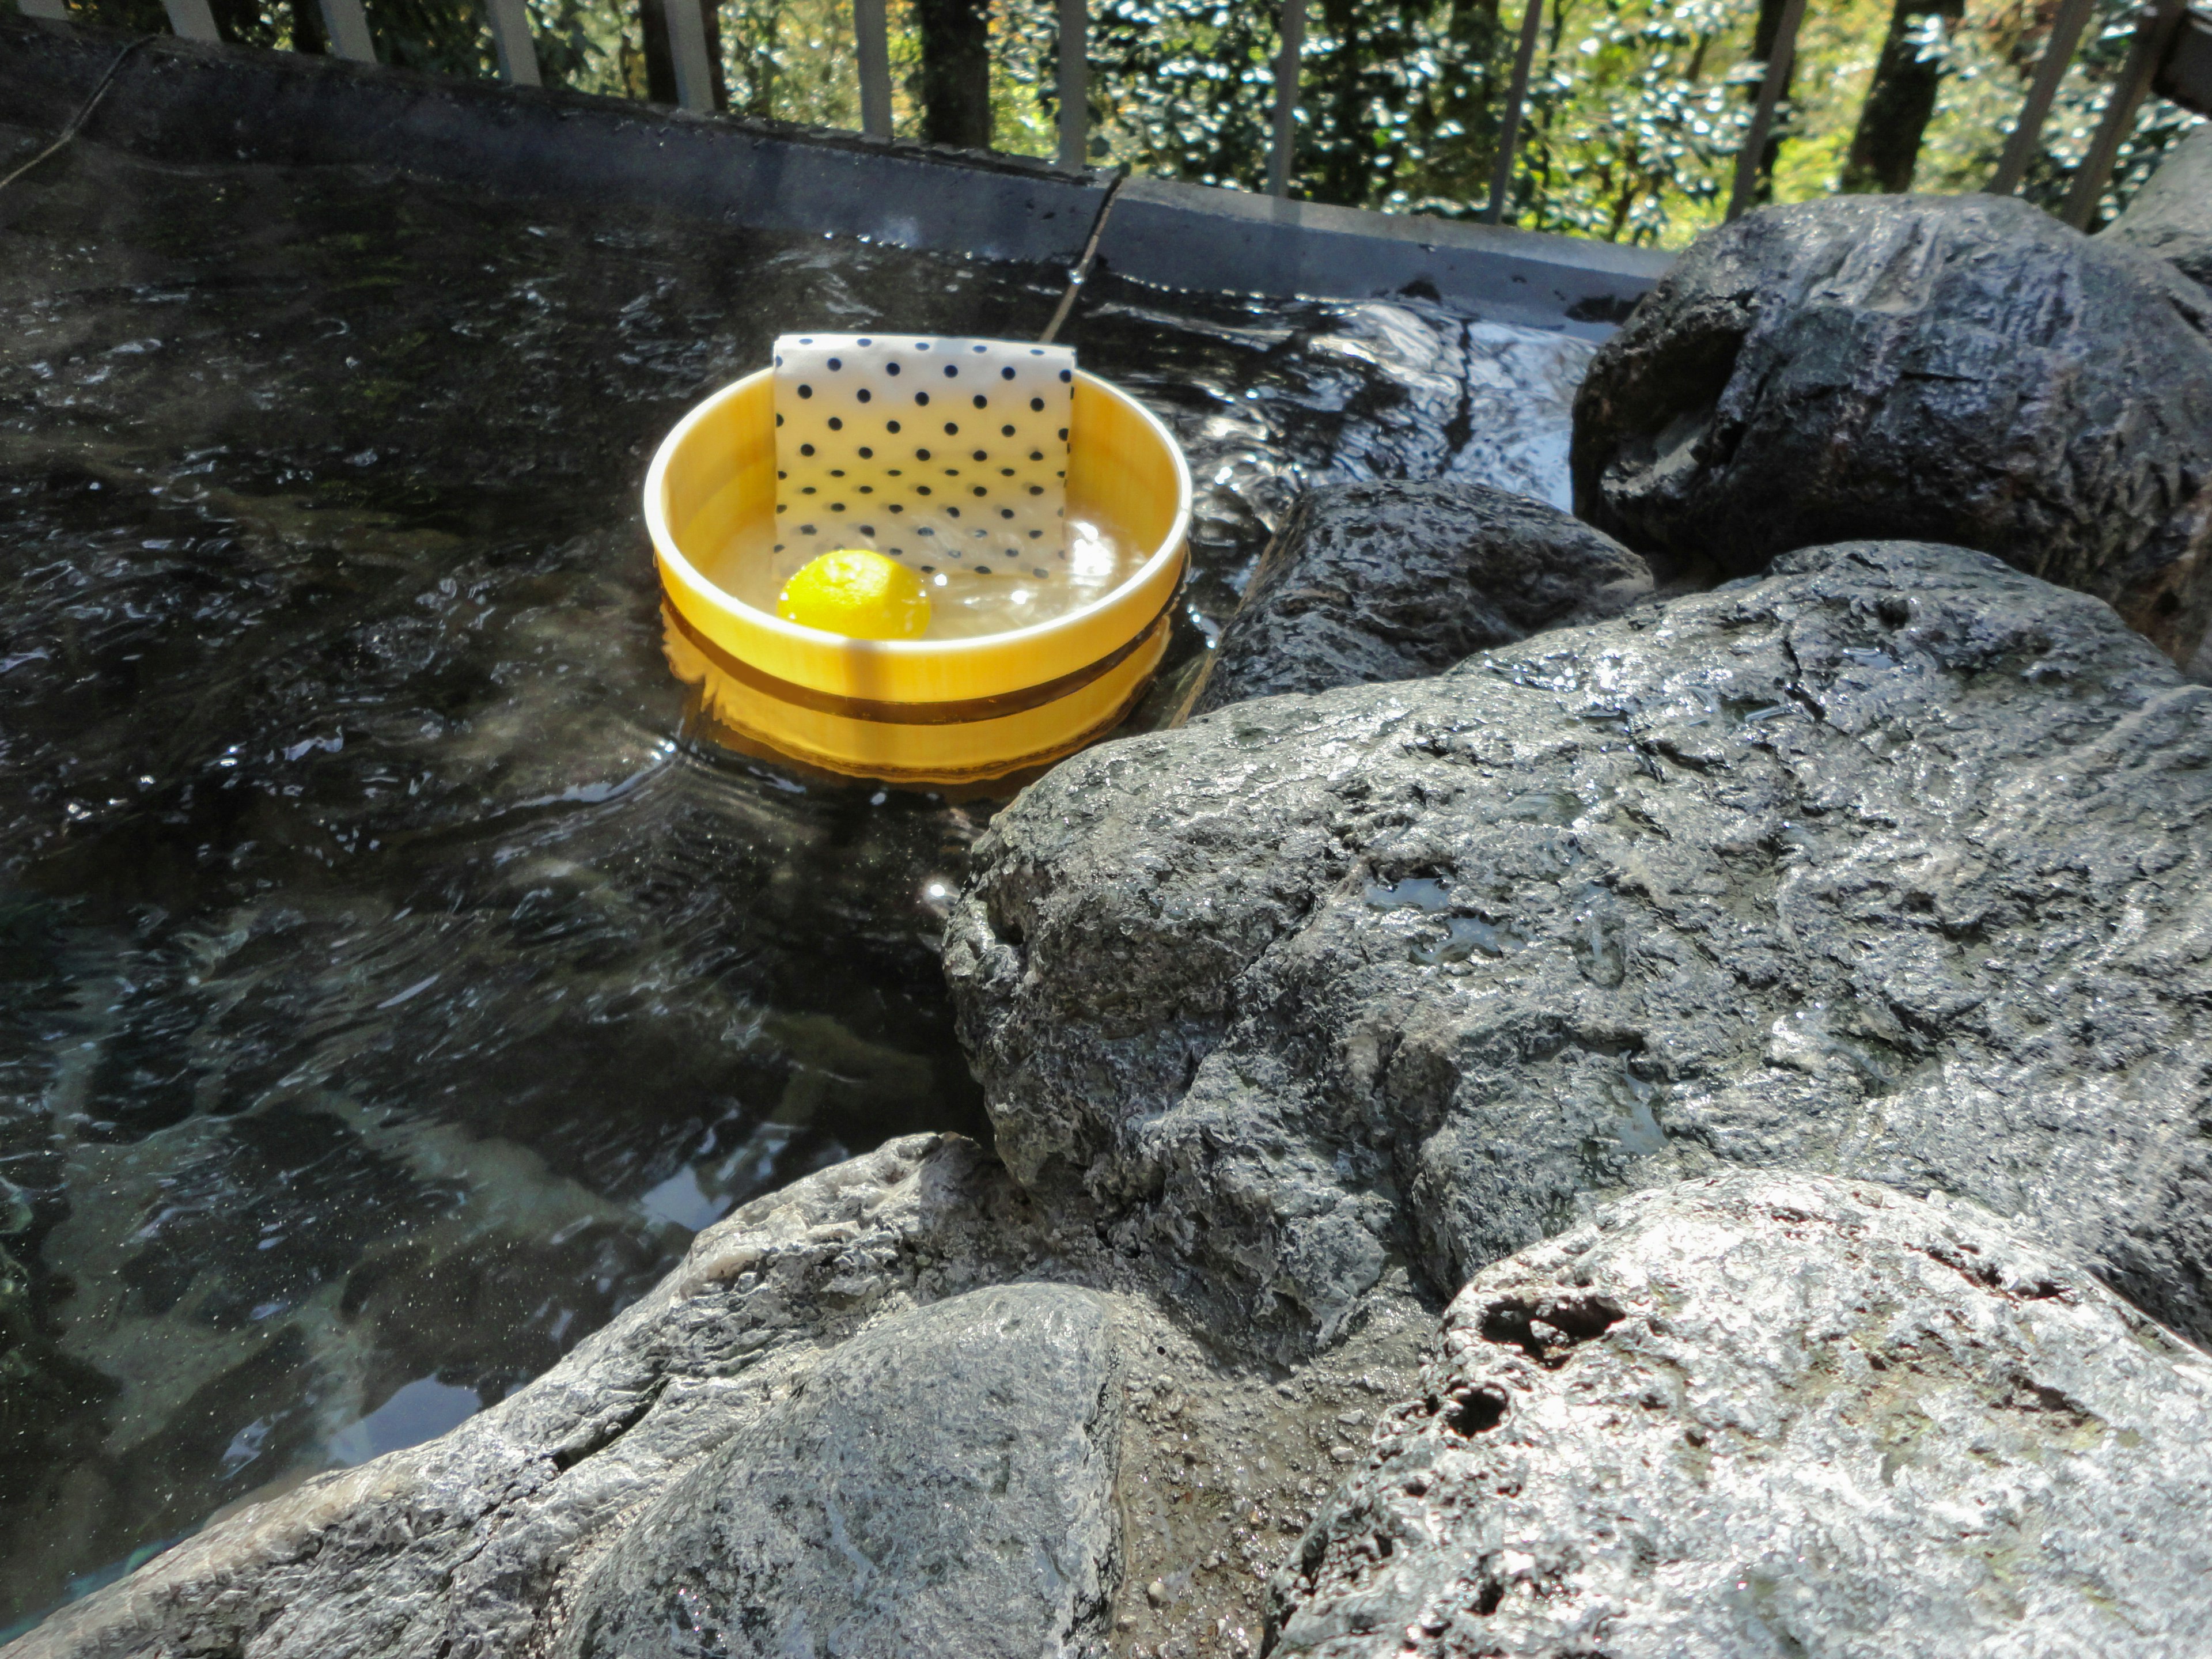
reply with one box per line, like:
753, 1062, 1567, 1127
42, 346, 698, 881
1512, 0, 1758, 239
55, 0, 2207, 243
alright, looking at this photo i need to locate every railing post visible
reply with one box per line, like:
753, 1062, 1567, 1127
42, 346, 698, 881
317, 0, 378, 62
1988, 0, 2096, 194
1725, 0, 1808, 220
669, 0, 717, 111
855, 0, 893, 136
486, 0, 543, 85
1056, 0, 1088, 169
1268, 0, 1303, 197
1483, 0, 1546, 224
161, 0, 221, 39
2063, 0, 2187, 227
642, 0, 719, 112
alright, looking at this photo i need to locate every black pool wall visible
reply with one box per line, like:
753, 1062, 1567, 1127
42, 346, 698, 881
0, 14, 1671, 335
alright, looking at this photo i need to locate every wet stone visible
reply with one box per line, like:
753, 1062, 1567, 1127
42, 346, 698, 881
1191, 481, 1652, 716
1570, 194, 2212, 667
1270, 1173, 2212, 1659
2102, 125, 2212, 296
559, 1284, 1122, 1659
946, 540, 2212, 1365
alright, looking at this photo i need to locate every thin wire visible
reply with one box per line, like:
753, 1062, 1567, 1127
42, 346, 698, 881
0, 35, 153, 197
1039, 168, 1128, 346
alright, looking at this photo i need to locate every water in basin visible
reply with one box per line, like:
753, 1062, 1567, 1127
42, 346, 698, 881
0, 111, 1596, 1635
720, 513, 1146, 639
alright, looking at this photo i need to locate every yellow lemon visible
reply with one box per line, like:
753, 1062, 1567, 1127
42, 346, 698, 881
775, 550, 931, 641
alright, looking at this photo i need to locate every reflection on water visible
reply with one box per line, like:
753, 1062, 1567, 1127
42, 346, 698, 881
324, 1376, 483, 1467
0, 112, 1593, 1633
723, 513, 1149, 639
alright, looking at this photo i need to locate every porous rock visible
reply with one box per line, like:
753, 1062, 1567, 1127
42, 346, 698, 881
1269, 1172, 2212, 1658
945, 540, 2212, 1366
1569, 195, 2212, 665
2103, 123, 2212, 294
1190, 482, 1651, 716
555, 1284, 1122, 1659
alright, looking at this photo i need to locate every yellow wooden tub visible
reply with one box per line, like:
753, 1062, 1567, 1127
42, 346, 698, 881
646, 366, 1191, 783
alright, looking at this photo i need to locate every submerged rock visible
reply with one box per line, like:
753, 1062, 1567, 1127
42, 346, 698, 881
945, 540, 2212, 1364
558, 1285, 1122, 1659
1569, 195, 2212, 666
1270, 1172, 2212, 1659
1191, 482, 1650, 716
2103, 124, 2212, 294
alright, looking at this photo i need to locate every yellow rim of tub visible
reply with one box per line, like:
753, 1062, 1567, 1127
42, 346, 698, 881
645, 365, 1192, 782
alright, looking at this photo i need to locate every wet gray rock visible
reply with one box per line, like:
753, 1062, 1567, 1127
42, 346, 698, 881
1, 1128, 1434, 1659
1191, 482, 1650, 716
1269, 1172, 2212, 1659
556, 1284, 1123, 1659
2, 1136, 1069, 1659
945, 540, 2212, 1366
2103, 124, 2212, 294
1569, 195, 2212, 665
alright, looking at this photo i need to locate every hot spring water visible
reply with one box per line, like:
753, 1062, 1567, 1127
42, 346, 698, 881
0, 114, 1594, 1634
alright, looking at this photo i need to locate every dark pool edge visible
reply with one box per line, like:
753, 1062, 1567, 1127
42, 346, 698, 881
0, 14, 1669, 336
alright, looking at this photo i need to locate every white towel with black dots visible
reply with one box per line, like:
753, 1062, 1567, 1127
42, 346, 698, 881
772, 334, 1073, 575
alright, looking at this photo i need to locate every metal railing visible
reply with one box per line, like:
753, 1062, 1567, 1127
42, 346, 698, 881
17, 0, 2211, 229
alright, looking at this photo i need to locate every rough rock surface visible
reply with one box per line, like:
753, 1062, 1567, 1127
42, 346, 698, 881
1, 1129, 1435, 1659
2103, 123, 2212, 294
1569, 195, 2212, 665
558, 1285, 1122, 1659
1270, 1172, 2212, 1658
3, 1137, 1065, 1659
1190, 482, 1651, 717
945, 540, 2212, 1366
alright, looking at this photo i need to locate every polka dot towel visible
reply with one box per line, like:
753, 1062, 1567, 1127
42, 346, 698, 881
772, 334, 1074, 574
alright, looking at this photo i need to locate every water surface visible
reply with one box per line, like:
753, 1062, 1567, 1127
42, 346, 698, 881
0, 115, 1592, 1630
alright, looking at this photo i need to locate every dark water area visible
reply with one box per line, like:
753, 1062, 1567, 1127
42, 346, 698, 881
0, 116, 1591, 1631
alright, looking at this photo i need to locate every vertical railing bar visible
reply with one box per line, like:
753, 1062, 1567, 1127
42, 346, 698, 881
664, 0, 717, 111
1725, 0, 1807, 220
1267, 0, 1304, 197
855, 0, 893, 136
162, 0, 222, 40
1989, 0, 2096, 193
2062, 0, 2186, 228
317, 0, 378, 62
1056, 0, 1088, 169
485, 0, 543, 85
1483, 0, 1546, 225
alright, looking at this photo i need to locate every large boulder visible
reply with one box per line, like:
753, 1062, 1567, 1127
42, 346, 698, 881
556, 1285, 1123, 1659
2, 1132, 1433, 1659
1568, 195, 2212, 667
2103, 124, 2212, 294
945, 540, 2212, 1366
1191, 482, 1651, 717
2, 1137, 1057, 1659
1270, 1172, 2212, 1659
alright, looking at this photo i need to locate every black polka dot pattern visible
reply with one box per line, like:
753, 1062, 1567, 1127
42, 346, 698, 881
773, 333, 1074, 572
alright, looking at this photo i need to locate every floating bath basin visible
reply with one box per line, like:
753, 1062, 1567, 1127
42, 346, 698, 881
646, 363, 1191, 782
